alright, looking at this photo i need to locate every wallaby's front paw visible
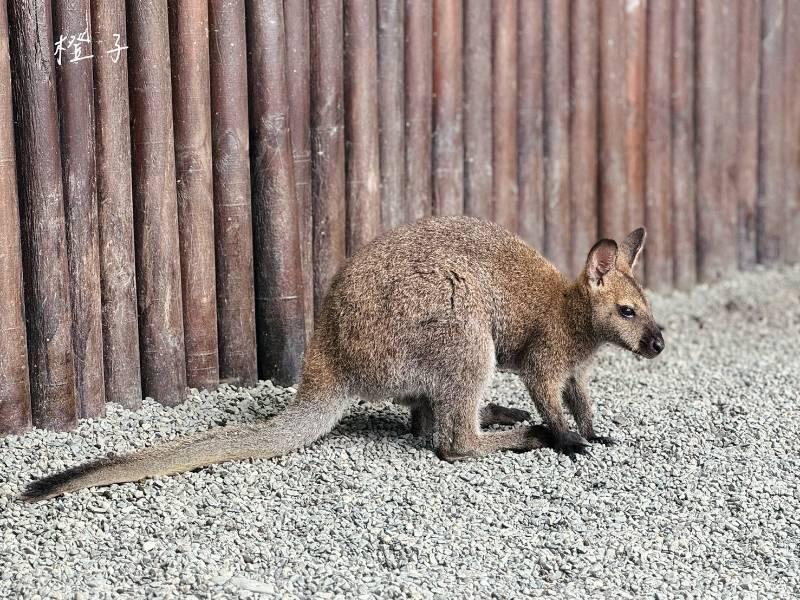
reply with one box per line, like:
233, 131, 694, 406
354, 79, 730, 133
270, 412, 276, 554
588, 435, 618, 446
553, 431, 591, 459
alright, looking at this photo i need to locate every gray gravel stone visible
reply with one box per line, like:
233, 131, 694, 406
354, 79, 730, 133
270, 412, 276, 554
1, 266, 799, 599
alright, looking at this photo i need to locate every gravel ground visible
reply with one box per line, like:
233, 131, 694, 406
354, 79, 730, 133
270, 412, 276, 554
2, 266, 799, 599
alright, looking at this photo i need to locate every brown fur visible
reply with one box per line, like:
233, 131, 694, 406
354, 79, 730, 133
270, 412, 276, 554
22, 216, 663, 501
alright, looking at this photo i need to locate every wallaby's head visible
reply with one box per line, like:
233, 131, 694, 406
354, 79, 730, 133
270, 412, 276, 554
582, 228, 664, 358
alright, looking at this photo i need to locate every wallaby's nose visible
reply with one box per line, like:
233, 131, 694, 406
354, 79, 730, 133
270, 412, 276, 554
650, 334, 664, 355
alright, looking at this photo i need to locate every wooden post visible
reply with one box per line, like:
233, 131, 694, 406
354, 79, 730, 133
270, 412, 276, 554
285, 0, 315, 339
310, 0, 346, 314
247, 0, 306, 384
598, 0, 627, 240
208, 0, 258, 386
757, 0, 785, 264
517, 0, 544, 249
543, 0, 570, 273
492, 0, 518, 233
784, 1, 800, 265
432, 0, 463, 217
671, 0, 697, 290
53, 0, 104, 418
404, 0, 433, 223
169, 2, 219, 390
8, 0, 77, 430
463, 0, 493, 222
0, 2, 31, 434
625, 0, 647, 237
737, 0, 761, 271
344, 0, 382, 251
128, 0, 187, 406
569, 0, 598, 276
92, 1, 142, 408
377, 0, 406, 230
644, 0, 673, 290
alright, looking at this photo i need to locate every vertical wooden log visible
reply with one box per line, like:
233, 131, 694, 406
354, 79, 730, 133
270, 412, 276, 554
784, 1, 800, 264
344, 0, 382, 251
128, 0, 187, 406
285, 0, 315, 338
8, 0, 77, 430
247, 0, 306, 384
53, 0, 104, 418
625, 0, 647, 236
310, 0, 346, 313
696, 1, 739, 282
671, 0, 697, 290
432, 0, 463, 217
404, 0, 433, 222
644, 0, 673, 290
543, 0, 570, 273
0, 2, 31, 434
517, 0, 544, 249
695, 0, 721, 283
377, 0, 406, 229
463, 0, 493, 221
737, 0, 761, 270
492, 0, 518, 233
757, 0, 785, 264
92, 1, 142, 408
569, 0, 598, 275
599, 0, 628, 240
169, 2, 219, 390
208, 0, 258, 386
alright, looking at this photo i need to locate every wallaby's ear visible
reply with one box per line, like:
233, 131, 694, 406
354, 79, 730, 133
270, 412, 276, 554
620, 227, 646, 269
586, 239, 618, 286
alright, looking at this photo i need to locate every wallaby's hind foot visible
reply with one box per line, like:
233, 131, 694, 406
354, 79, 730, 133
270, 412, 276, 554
552, 430, 592, 460
480, 403, 532, 427
588, 435, 618, 446
435, 425, 552, 462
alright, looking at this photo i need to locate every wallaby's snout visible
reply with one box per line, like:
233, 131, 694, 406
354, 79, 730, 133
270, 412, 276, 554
639, 325, 665, 358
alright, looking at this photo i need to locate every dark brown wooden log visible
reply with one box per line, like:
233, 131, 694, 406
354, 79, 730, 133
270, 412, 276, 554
543, 0, 570, 273
310, 0, 347, 314
644, 0, 673, 290
625, 0, 647, 237
737, 0, 761, 270
432, 0, 463, 217
671, 0, 697, 290
463, 0, 493, 221
285, 0, 314, 338
247, 0, 306, 384
53, 0, 104, 418
517, 0, 544, 249
598, 0, 627, 240
169, 1, 219, 391
377, 0, 405, 229
92, 0, 142, 408
128, 0, 187, 406
344, 0, 382, 250
758, 0, 785, 264
784, 1, 800, 264
492, 0, 518, 233
404, 0, 433, 222
208, 0, 258, 386
8, 0, 77, 430
569, 0, 598, 276
0, 2, 31, 434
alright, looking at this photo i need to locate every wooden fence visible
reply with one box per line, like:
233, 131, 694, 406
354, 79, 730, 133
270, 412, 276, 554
1, 0, 798, 434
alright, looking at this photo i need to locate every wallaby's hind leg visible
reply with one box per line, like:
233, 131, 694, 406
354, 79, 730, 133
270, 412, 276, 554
480, 403, 532, 427
432, 386, 550, 461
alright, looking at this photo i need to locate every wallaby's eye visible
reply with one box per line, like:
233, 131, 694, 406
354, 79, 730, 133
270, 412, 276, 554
618, 305, 636, 319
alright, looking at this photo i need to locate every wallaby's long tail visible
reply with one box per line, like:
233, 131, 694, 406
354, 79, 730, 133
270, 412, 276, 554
21, 392, 348, 502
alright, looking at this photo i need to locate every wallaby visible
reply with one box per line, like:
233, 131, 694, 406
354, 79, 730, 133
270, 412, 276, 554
22, 216, 663, 501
